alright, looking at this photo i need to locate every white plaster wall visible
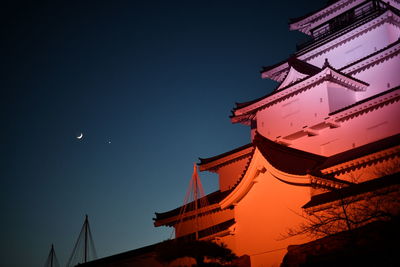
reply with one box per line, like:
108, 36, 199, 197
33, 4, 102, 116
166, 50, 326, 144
353, 54, 400, 100
288, 100, 400, 156
233, 170, 312, 267
327, 82, 357, 111
257, 83, 330, 140
306, 22, 400, 69
387, 21, 400, 41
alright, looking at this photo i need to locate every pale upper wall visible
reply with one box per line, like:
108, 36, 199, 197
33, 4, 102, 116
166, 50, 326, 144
256, 81, 352, 141
254, 79, 399, 156
285, 98, 400, 156
301, 18, 400, 102
327, 83, 357, 111
304, 21, 400, 69
254, 14, 400, 156
352, 53, 400, 100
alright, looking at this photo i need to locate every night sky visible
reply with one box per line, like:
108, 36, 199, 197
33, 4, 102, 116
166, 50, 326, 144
1, 1, 326, 266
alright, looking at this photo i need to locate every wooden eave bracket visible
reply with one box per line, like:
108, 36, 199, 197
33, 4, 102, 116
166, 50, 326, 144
310, 175, 348, 190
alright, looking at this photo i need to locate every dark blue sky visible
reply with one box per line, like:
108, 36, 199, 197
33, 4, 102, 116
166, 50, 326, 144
1, 0, 326, 266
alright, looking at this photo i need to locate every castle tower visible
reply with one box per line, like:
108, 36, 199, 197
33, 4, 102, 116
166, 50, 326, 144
154, 1, 400, 265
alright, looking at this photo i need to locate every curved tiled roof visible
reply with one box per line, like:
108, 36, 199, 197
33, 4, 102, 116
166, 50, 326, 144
303, 173, 400, 208
236, 58, 322, 114
253, 132, 327, 175
254, 132, 400, 175
175, 219, 236, 241
295, 5, 392, 54
154, 189, 232, 222
233, 62, 368, 119
317, 133, 400, 170
198, 143, 253, 166
260, 58, 288, 73
263, 5, 397, 80
288, 56, 321, 76
261, 56, 320, 79
155, 133, 400, 223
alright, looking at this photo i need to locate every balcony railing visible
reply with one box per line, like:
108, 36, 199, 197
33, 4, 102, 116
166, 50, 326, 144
296, 0, 387, 51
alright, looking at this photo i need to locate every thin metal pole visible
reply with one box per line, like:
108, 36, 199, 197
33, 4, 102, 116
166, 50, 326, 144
84, 215, 88, 263
50, 244, 54, 267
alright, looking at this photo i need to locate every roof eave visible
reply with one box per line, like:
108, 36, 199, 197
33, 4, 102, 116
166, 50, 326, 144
198, 145, 254, 172
233, 65, 369, 119
289, 0, 350, 34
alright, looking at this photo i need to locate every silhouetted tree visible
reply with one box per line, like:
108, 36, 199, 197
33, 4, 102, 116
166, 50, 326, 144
283, 190, 399, 239
155, 239, 237, 266
283, 161, 400, 239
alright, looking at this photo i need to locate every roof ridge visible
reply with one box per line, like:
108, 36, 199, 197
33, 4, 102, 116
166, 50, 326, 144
198, 143, 253, 166
232, 62, 368, 116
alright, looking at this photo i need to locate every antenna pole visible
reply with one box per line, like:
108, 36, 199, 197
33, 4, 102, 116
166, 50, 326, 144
84, 215, 88, 263
50, 244, 54, 267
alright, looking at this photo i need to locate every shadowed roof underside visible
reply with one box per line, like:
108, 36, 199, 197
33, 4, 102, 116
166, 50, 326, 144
255, 132, 400, 175
261, 56, 321, 76
253, 132, 327, 175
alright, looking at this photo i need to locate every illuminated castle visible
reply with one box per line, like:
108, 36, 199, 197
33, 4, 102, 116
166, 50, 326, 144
154, 0, 400, 266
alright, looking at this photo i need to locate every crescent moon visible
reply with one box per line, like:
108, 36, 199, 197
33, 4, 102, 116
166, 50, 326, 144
77, 133, 83, 139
